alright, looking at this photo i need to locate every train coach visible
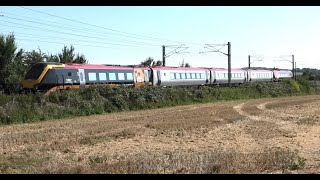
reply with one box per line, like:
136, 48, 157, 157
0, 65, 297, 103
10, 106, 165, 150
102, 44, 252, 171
247, 69, 274, 82
21, 62, 146, 94
146, 67, 210, 87
273, 69, 293, 81
210, 68, 247, 85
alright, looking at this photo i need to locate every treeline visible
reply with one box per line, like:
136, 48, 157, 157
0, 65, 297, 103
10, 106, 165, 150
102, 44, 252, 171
0, 33, 88, 92
297, 68, 320, 81
0, 78, 319, 125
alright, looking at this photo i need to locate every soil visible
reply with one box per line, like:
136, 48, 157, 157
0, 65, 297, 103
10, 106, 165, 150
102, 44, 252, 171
1, 95, 320, 173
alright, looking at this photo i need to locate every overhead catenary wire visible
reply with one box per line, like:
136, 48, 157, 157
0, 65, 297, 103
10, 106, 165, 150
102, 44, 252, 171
1, 27, 162, 48
14, 37, 148, 50
0, 13, 170, 44
0, 19, 162, 47
0, 18, 162, 46
18, 6, 205, 46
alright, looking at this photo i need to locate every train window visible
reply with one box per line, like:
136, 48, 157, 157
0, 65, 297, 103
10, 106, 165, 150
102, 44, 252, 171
196, 73, 200, 79
109, 73, 116, 80
185, 73, 189, 79
88, 73, 97, 81
182, 73, 186, 79
200, 73, 205, 79
126, 73, 133, 80
170, 73, 175, 80
175, 73, 180, 79
68, 72, 72, 76
24, 63, 46, 80
99, 73, 107, 81
164, 73, 166, 76
118, 73, 125, 80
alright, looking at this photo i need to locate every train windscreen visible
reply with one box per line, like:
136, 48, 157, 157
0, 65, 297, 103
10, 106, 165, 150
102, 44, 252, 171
24, 63, 47, 80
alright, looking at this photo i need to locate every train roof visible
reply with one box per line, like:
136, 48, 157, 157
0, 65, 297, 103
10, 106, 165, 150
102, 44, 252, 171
246, 69, 273, 72
150, 66, 209, 71
63, 63, 134, 70
209, 68, 247, 72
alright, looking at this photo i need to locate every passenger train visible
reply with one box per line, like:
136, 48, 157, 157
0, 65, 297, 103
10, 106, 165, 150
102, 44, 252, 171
20, 62, 293, 94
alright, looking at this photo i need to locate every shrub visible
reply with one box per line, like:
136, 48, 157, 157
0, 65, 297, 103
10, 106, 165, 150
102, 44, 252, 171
0, 80, 318, 125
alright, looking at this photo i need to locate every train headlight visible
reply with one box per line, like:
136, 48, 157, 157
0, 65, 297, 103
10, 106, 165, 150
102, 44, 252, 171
33, 84, 39, 90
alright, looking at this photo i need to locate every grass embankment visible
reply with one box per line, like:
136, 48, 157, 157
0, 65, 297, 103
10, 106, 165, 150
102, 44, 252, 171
0, 77, 319, 125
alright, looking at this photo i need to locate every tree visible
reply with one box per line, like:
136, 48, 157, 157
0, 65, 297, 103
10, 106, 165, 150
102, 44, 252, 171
140, 57, 162, 67
57, 45, 88, 64
45, 53, 60, 63
0, 33, 25, 91
179, 62, 191, 67
58, 45, 75, 63
153, 60, 163, 66
140, 57, 154, 67
24, 48, 46, 69
74, 53, 87, 64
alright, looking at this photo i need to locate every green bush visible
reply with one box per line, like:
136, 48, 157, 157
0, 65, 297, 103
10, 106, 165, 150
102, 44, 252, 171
0, 80, 318, 125
284, 79, 300, 92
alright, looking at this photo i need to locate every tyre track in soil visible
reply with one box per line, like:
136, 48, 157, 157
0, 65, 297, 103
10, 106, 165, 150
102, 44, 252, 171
1, 95, 320, 173
232, 95, 320, 172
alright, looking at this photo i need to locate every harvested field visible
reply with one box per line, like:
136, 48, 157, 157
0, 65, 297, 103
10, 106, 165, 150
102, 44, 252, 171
1, 95, 320, 173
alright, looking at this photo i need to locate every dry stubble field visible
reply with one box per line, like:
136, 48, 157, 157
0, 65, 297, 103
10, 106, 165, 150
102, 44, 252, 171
1, 95, 320, 173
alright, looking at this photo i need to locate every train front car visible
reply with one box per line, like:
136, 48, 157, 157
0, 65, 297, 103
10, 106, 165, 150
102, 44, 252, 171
46, 63, 141, 94
21, 62, 65, 93
21, 62, 146, 94
150, 66, 210, 87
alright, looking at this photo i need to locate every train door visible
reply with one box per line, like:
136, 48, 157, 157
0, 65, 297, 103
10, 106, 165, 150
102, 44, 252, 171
143, 69, 149, 85
152, 69, 158, 86
247, 71, 251, 82
205, 71, 210, 84
78, 69, 85, 89
134, 68, 145, 88
157, 70, 161, 86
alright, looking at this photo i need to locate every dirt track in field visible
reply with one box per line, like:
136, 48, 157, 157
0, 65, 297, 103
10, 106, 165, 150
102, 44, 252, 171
1, 95, 320, 173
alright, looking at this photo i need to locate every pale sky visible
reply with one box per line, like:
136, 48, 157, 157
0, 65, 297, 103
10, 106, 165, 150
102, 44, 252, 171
1, 6, 319, 69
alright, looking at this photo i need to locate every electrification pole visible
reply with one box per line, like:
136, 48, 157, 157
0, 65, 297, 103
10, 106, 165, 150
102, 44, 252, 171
199, 42, 231, 86
295, 61, 297, 80
292, 55, 295, 80
227, 42, 231, 87
162, 45, 165, 67
248, 55, 251, 69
